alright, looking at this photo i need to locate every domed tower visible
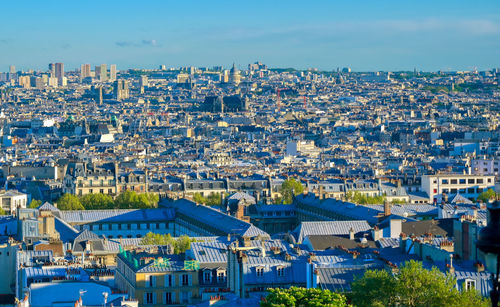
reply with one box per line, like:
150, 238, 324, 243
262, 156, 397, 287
229, 63, 241, 85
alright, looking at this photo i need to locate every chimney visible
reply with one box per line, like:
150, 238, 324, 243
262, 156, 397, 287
397, 179, 402, 189
443, 193, 448, 204
319, 185, 324, 200
260, 241, 266, 257
372, 226, 381, 241
349, 227, 355, 240
384, 199, 391, 217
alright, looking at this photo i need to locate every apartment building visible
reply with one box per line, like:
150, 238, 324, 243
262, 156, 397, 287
421, 174, 495, 202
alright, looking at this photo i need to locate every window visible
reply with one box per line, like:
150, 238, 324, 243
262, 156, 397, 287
182, 274, 189, 286
256, 267, 264, 277
277, 267, 285, 277
165, 292, 172, 304
217, 271, 225, 283
181, 291, 190, 303
468, 188, 475, 194
450, 179, 457, 184
146, 275, 156, 287
468, 179, 475, 184
442, 179, 449, 184
450, 189, 457, 194
477, 179, 484, 184
165, 274, 173, 287
465, 279, 476, 290
204, 271, 212, 283
145, 292, 154, 304
459, 179, 466, 184
488, 178, 492, 183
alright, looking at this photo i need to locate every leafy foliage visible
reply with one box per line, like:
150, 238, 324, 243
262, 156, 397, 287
113, 191, 159, 209
55, 191, 159, 210
351, 260, 489, 307
192, 192, 221, 206
281, 178, 304, 204
140, 233, 195, 254
346, 191, 385, 205
56, 194, 84, 210
477, 188, 496, 203
29, 199, 42, 209
80, 193, 114, 210
261, 287, 350, 307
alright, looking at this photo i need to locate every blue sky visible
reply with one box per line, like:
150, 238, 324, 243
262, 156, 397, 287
1, 1, 499, 72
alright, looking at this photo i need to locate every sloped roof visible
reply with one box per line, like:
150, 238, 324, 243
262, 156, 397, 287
74, 229, 100, 242
293, 221, 371, 243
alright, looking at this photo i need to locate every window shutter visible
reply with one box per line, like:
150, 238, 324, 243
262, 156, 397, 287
152, 276, 157, 287
172, 275, 176, 287
143, 293, 147, 304
153, 293, 157, 304
163, 292, 166, 304
188, 274, 192, 286
145, 275, 149, 287
172, 292, 176, 304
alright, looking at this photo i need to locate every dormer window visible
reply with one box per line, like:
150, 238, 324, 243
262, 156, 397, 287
465, 279, 476, 290
277, 266, 285, 277
256, 267, 264, 277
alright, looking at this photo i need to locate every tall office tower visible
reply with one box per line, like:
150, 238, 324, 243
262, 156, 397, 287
99, 64, 107, 81
9, 65, 15, 74
80, 64, 91, 79
54, 63, 64, 86
113, 80, 129, 101
109, 64, 117, 81
48, 63, 56, 77
95, 64, 108, 81
140, 75, 148, 88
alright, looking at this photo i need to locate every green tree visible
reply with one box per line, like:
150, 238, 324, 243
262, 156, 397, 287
140, 233, 195, 254
0, 208, 6, 215
281, 178, 304, 204
477, 188, 496, 203
261, 287, 350, 307
351, 260, 489, 307
193, 192, 207, 205
206, 193, 221, 206
350, 268, 396, 306
80, 193, 114, 210
56, 194, 84, 210
114, 191, 139, 209
29, 199, 42, 209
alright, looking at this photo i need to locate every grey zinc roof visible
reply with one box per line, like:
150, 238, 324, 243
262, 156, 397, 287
161, 198, 269, 238
60, 208, 176, 224
293, 221, 371, 243
74, 229, 100, 242
317, 267, 368, 292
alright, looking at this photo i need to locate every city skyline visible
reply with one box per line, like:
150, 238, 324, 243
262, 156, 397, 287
1, 0, 499, 72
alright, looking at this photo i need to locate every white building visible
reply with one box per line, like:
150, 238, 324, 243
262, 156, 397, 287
472, 158, 500, 176
0, 190, 28, 214
421, 174, 495, 203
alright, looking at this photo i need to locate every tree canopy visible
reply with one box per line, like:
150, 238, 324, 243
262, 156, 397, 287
29, 199, 42, 209
346, 191, 385, 205
56, 194, 84, 210
350, 260, 489, 307
140, 233, 195, 254
192, 192, 221, 206
54, 191, 159, 210
261, 287, 350, 307
477, 188, 496, 203
280, 178, 304, 204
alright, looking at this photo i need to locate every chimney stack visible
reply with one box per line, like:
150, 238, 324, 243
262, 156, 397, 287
349, 227, 355, 240
384, 199, 391, 216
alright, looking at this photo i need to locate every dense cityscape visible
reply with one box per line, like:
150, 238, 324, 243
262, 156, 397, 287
2, 1, 500, 306
0, 61, 498, 306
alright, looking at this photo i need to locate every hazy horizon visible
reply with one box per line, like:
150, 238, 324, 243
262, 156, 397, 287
1, 0, 499, 72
